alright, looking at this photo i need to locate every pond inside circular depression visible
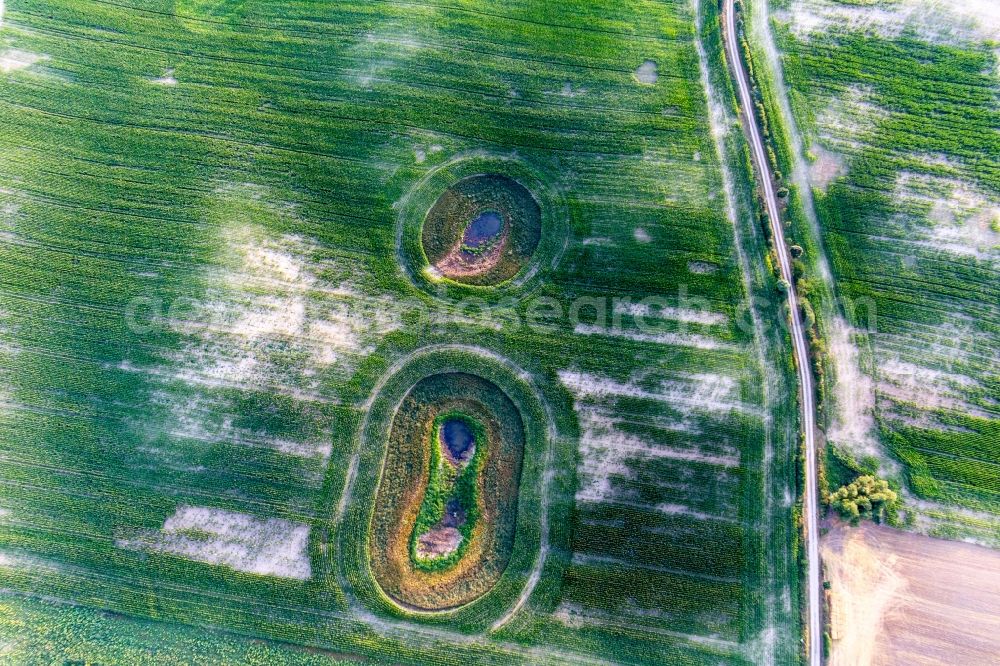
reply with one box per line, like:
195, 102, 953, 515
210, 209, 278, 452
462, 210, 504, 251
418, 173, 541, 286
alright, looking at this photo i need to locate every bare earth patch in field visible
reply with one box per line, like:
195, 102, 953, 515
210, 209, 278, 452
434, 223, 510, 279
634, 60, 658, 84
118, 505, 311, 579
808, 144, 846, 192
823, 522, 1000, 665
0, 49, 44, 73
416, 526, 462, 559
687, 260, 718, 274
826, 317, 882, 461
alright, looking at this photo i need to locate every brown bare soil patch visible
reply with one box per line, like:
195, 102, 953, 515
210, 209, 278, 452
823, 522, 1000, 665
416, 527, 463, 559
434, 224, 510, 279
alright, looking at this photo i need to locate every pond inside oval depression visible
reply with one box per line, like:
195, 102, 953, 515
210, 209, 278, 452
440, 417, 475, 461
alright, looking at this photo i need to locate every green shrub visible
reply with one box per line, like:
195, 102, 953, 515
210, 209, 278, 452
829, 476, 898, 523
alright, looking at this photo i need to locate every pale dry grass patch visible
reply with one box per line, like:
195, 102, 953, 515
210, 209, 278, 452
891, 172, 1000, 261
574, 323, 731, 351
615, 300, 729, 326
558, 369, 753, 417
165, 212, 395, 392
637, 146, 714, 208
120, 185, 395, 474
155, 392, 333, 461
0, 49, 44, 73
151, 68, 177, 86
559, 369, 745, 507
814, 85, 891, 154
119, 505, 311, 579
880, 318, 992, 369
877, 358, 987, 417
350, 20, 431, 90
0, 551, 23, 570
571, 409, 737, 504
826, 318, 880, 457
654, 503, 723, 522
778, 0, 1000, 46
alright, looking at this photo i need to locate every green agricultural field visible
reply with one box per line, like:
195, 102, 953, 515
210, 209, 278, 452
754, 0, 1000, 542
0, 0, 800, 663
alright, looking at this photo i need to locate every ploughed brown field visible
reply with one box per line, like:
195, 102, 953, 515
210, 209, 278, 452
823, 522, 1000, 666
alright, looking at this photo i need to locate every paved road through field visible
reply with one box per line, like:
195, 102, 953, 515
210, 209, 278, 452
721, 1, 822, 664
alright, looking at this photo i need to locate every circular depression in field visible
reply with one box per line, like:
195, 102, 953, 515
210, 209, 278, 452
420, 174, 541, 286
395, 155, 567, 300
368, 371, 526, 611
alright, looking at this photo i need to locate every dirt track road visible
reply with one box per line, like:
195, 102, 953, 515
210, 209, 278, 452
721, 2, 822, 664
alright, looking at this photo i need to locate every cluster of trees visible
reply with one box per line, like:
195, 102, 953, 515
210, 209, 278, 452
829, 476, 898, 523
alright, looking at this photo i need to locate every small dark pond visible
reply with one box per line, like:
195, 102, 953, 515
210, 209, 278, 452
441, 498, 467, 528
462, 210, 503, 249
440, 417, 475, 460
